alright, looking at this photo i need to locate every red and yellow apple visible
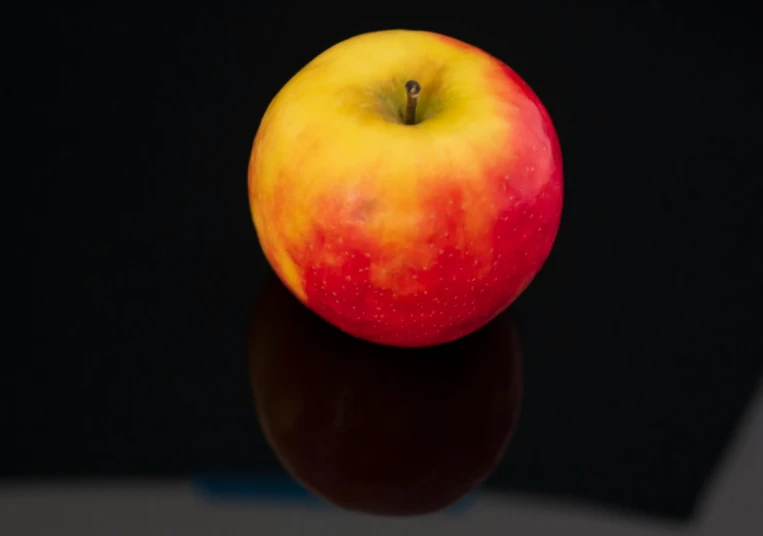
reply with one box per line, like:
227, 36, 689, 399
249, 275, 523, 516
248, 29, 563, 347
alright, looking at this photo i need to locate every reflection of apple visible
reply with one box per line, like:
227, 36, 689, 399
248, 274, 523, 516
248, 29, 563, 348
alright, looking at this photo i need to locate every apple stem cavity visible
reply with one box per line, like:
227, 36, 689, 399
404, 80, 421, 125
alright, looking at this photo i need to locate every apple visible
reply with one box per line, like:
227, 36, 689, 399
249, 274, 523, 516
248, 29, 563, 347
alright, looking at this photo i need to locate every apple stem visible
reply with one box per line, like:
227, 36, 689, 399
404, 80, 421, 125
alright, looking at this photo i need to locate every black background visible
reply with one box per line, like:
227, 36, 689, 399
6, 4, 762, 523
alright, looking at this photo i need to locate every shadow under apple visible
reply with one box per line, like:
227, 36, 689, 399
248, 273, 524, 516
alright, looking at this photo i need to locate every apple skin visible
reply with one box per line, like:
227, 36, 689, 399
248, 29, 563, 348
249, 274, 523, 516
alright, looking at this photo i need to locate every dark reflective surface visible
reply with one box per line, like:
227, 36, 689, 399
249, 275, 523, 515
